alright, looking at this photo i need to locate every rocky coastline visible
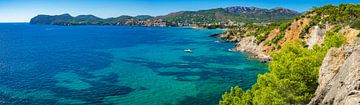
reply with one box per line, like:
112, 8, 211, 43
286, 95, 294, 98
211, 33, 271, 62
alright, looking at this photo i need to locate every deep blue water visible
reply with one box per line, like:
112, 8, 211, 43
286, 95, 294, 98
0, 23, 267, 105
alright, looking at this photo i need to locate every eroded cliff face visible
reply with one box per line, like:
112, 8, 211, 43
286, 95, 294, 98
306, 26, 325, 49
219, 17, 359, 63
280, 17, 310, 46
308, 26, 360, 105
309, 45, 360, 105
218, 16, 314, 61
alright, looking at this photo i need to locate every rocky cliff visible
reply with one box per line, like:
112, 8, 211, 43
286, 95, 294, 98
218, 5, 360, 63
309, 44, 360, 105
217, 14, 315, 61
219, 4, 360, 105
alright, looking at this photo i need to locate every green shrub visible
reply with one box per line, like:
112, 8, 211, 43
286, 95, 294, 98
271, 33, 285, 44
264, 40, 271, 46
256, 34, 266, 44
350, 20, 360, 29
235, 23, 281, 44
220, 41, 330, 105
323, 32, 346, 48
279, 22, 291, 31
219, 86, 246, 105
332, 26, 342, 32
300, 25, 311, 38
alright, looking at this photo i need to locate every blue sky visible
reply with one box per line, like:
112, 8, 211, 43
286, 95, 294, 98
0, 0, 359, 22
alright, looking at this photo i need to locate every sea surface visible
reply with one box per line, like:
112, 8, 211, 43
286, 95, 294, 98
0, 23, 267, 105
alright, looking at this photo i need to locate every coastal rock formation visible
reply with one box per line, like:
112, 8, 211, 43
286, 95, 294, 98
217, 31, 242, 42
218, 15, 313, 62
309, 45, 360, 105
219, 16, 357, 63
232, 36, 261, 53
341, 26, 360, 44
230, 36, 270, 62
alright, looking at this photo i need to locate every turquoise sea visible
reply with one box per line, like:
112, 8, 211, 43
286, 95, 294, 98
0, 23, 267, 105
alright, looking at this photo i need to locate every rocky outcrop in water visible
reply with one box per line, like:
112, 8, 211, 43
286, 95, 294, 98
309, 45, 360, 105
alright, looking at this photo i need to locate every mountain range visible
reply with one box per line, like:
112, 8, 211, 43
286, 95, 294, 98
30, 6, 300, 27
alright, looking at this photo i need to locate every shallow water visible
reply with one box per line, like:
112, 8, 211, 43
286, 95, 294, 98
0, 23, 267, 105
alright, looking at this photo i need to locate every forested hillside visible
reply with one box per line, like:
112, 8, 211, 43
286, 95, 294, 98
219, 4, 360, 105
30, 6, 299, 27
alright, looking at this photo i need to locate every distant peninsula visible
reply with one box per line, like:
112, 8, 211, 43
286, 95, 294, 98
30, 6, 300, 28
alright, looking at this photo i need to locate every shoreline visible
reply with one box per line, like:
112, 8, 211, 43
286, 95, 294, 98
211, 33, 271, 63
228, 47, 271, 63
28, 22, 231, 30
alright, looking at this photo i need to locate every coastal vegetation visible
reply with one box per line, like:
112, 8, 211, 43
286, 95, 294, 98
350, 20, 360, 29
220, 35, 346, 105
219, 4, 357, 105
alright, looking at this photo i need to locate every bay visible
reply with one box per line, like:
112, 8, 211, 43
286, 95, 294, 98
0, 23, 267, 105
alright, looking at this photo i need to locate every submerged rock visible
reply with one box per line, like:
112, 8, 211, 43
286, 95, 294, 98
209, 33, 221, 37
309, 45, 360, 105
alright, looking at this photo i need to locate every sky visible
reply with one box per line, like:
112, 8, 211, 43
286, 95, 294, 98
0, 0, 359, 22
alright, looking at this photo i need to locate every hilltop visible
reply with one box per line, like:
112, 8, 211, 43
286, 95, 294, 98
29, 6, 300, 28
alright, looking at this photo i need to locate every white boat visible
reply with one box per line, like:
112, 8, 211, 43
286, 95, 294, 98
184, 49, 192, 53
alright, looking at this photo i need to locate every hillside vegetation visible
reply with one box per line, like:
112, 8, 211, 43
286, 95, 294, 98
219, 4, 359, 105
30, 6, 299, 27
159, 7, 299, 25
